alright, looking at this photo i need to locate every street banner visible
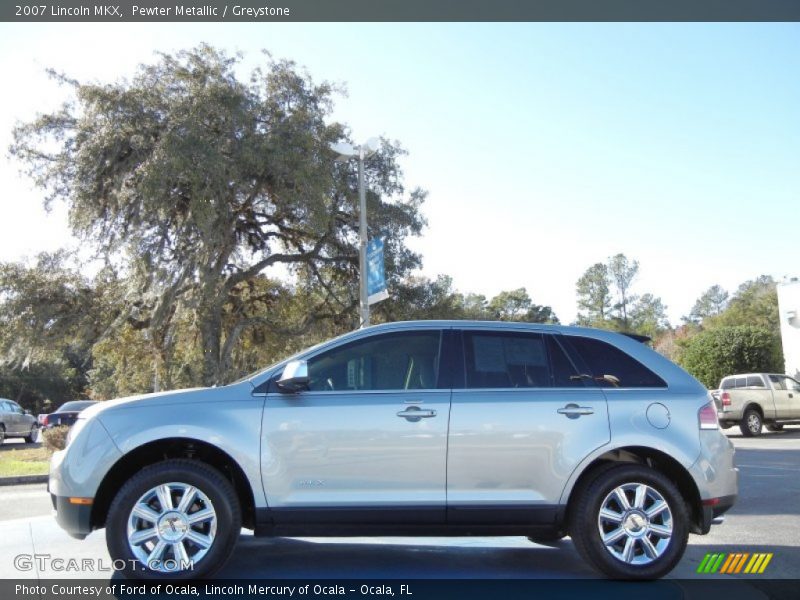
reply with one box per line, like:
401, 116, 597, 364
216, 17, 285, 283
367, 238, 389, 305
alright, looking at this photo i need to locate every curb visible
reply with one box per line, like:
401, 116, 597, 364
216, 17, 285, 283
0, 474, 48, 486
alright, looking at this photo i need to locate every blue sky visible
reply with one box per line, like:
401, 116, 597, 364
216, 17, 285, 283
0, 23, 797, 324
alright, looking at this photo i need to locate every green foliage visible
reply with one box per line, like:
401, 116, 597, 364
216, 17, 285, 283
11, 45, 426, 387
608, 253, 639, 328
576, 263, 611, 326
706, 276, 779, 333
678, 326, 783, 388
685, 284, 729, 324
576, 255, 667, 337
377, 277, 558, 324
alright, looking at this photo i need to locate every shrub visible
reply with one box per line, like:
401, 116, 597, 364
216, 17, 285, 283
678, 325, 783, 388
42, 426, 70, 452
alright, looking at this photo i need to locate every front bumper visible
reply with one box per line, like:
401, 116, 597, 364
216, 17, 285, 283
50, 494, 92, 539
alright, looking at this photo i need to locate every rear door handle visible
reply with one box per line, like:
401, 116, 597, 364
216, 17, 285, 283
397, 407, 437, 421
557, 404, 594, 419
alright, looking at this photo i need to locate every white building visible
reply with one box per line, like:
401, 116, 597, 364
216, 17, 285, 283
777, 278, 800, 378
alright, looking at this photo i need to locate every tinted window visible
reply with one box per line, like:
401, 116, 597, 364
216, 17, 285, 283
720, 379, 735, 390
745, 375, 765, 388
734, 377, 747, 388
307, 331, 441, 392
547, 335, 586, 387
463, 331, 583, 389
567, 336, 667, 388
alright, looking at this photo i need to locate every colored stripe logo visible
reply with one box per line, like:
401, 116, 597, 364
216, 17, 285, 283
697, 552, 773, 574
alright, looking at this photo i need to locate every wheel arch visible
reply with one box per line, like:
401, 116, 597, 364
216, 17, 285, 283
742, 403, 764, 418
91, 437, 256, 531
563, 446, 704, 534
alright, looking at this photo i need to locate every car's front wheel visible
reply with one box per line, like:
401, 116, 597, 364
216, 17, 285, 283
570, 464, 689, 579
106, 459, 241, 579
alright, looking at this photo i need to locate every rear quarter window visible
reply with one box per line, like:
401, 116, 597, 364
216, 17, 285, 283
566, 336, 667, 388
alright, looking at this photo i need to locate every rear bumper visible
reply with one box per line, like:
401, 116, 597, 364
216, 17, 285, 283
51, 494, 92, 539
699, 494, 737, 534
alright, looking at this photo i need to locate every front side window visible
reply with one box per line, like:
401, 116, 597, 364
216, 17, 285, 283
306, 331, 441, 392
769, 375, 800, 391
566, 336, 667, 388
463, 331, 583, 389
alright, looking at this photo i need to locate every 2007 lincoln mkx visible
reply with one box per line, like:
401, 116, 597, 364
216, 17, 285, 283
49, 320, 737, 579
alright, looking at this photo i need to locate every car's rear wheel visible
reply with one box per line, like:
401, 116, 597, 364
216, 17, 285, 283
106, 459, 241, 579
0, 425, 5, 445
740, 409, 762, 437
570, 464, 689, 579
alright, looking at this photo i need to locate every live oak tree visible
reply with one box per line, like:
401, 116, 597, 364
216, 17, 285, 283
11, 45, 426, 386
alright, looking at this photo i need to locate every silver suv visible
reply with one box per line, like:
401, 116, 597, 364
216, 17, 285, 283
49, 321, 737, 580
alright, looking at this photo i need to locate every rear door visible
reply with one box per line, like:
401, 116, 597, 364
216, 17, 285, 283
447, 328, 609, 524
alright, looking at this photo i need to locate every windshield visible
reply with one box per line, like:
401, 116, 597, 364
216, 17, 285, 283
56, 400, 98, 412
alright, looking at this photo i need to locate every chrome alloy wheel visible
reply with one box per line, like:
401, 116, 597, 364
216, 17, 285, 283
747, 413, 761, 434
597, 482, 673, 565
126, 482, 217, 573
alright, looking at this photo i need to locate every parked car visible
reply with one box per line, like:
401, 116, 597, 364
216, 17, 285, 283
49, 321, 738, 580
42, 400, 100, 429
0, 398, 39, 444
715, 373, 800, 436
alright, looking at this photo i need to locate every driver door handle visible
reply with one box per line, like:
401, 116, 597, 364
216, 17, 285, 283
557, 404, 594, 419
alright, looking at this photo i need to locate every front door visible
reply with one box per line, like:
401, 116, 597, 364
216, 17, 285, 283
261, 328, 450, 524
769, 375, 800, 419
447, 329, 610, 524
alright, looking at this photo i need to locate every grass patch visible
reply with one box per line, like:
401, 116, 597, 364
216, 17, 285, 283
0, 445, 51, 477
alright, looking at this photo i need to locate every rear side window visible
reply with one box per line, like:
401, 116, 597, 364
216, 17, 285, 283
463, 331, 583, 389
720, 379, 735, 390
566, 336, 667, 388
745, 375, 765, 388
735, 376, 747, 388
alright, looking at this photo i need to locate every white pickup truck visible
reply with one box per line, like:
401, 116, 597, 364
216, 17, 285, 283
715, 373, 800, 436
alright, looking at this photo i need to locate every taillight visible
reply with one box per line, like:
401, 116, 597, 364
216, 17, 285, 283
42, 415, 49, 426
699, 402, 719, 430
721, 391, 731, 407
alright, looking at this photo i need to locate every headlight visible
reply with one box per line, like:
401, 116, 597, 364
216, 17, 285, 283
66, 418, 89, 447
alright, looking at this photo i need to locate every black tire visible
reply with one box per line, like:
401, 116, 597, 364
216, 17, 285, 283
569, 464, 689, 580
740, 409, 763, 437
527, 531, 566, 545
766, 424, 784, 432
0, 424, 5, 445
24, 426, 39, 444
106, 459, 241, 580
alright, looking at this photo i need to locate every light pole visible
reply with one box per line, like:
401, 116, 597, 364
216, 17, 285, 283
330, 137, 379, 328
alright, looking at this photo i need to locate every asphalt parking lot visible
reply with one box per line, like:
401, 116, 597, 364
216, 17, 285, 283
0, 428, 798, 581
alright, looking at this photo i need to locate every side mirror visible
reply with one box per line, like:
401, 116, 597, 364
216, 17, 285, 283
277, 360, 310, 393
